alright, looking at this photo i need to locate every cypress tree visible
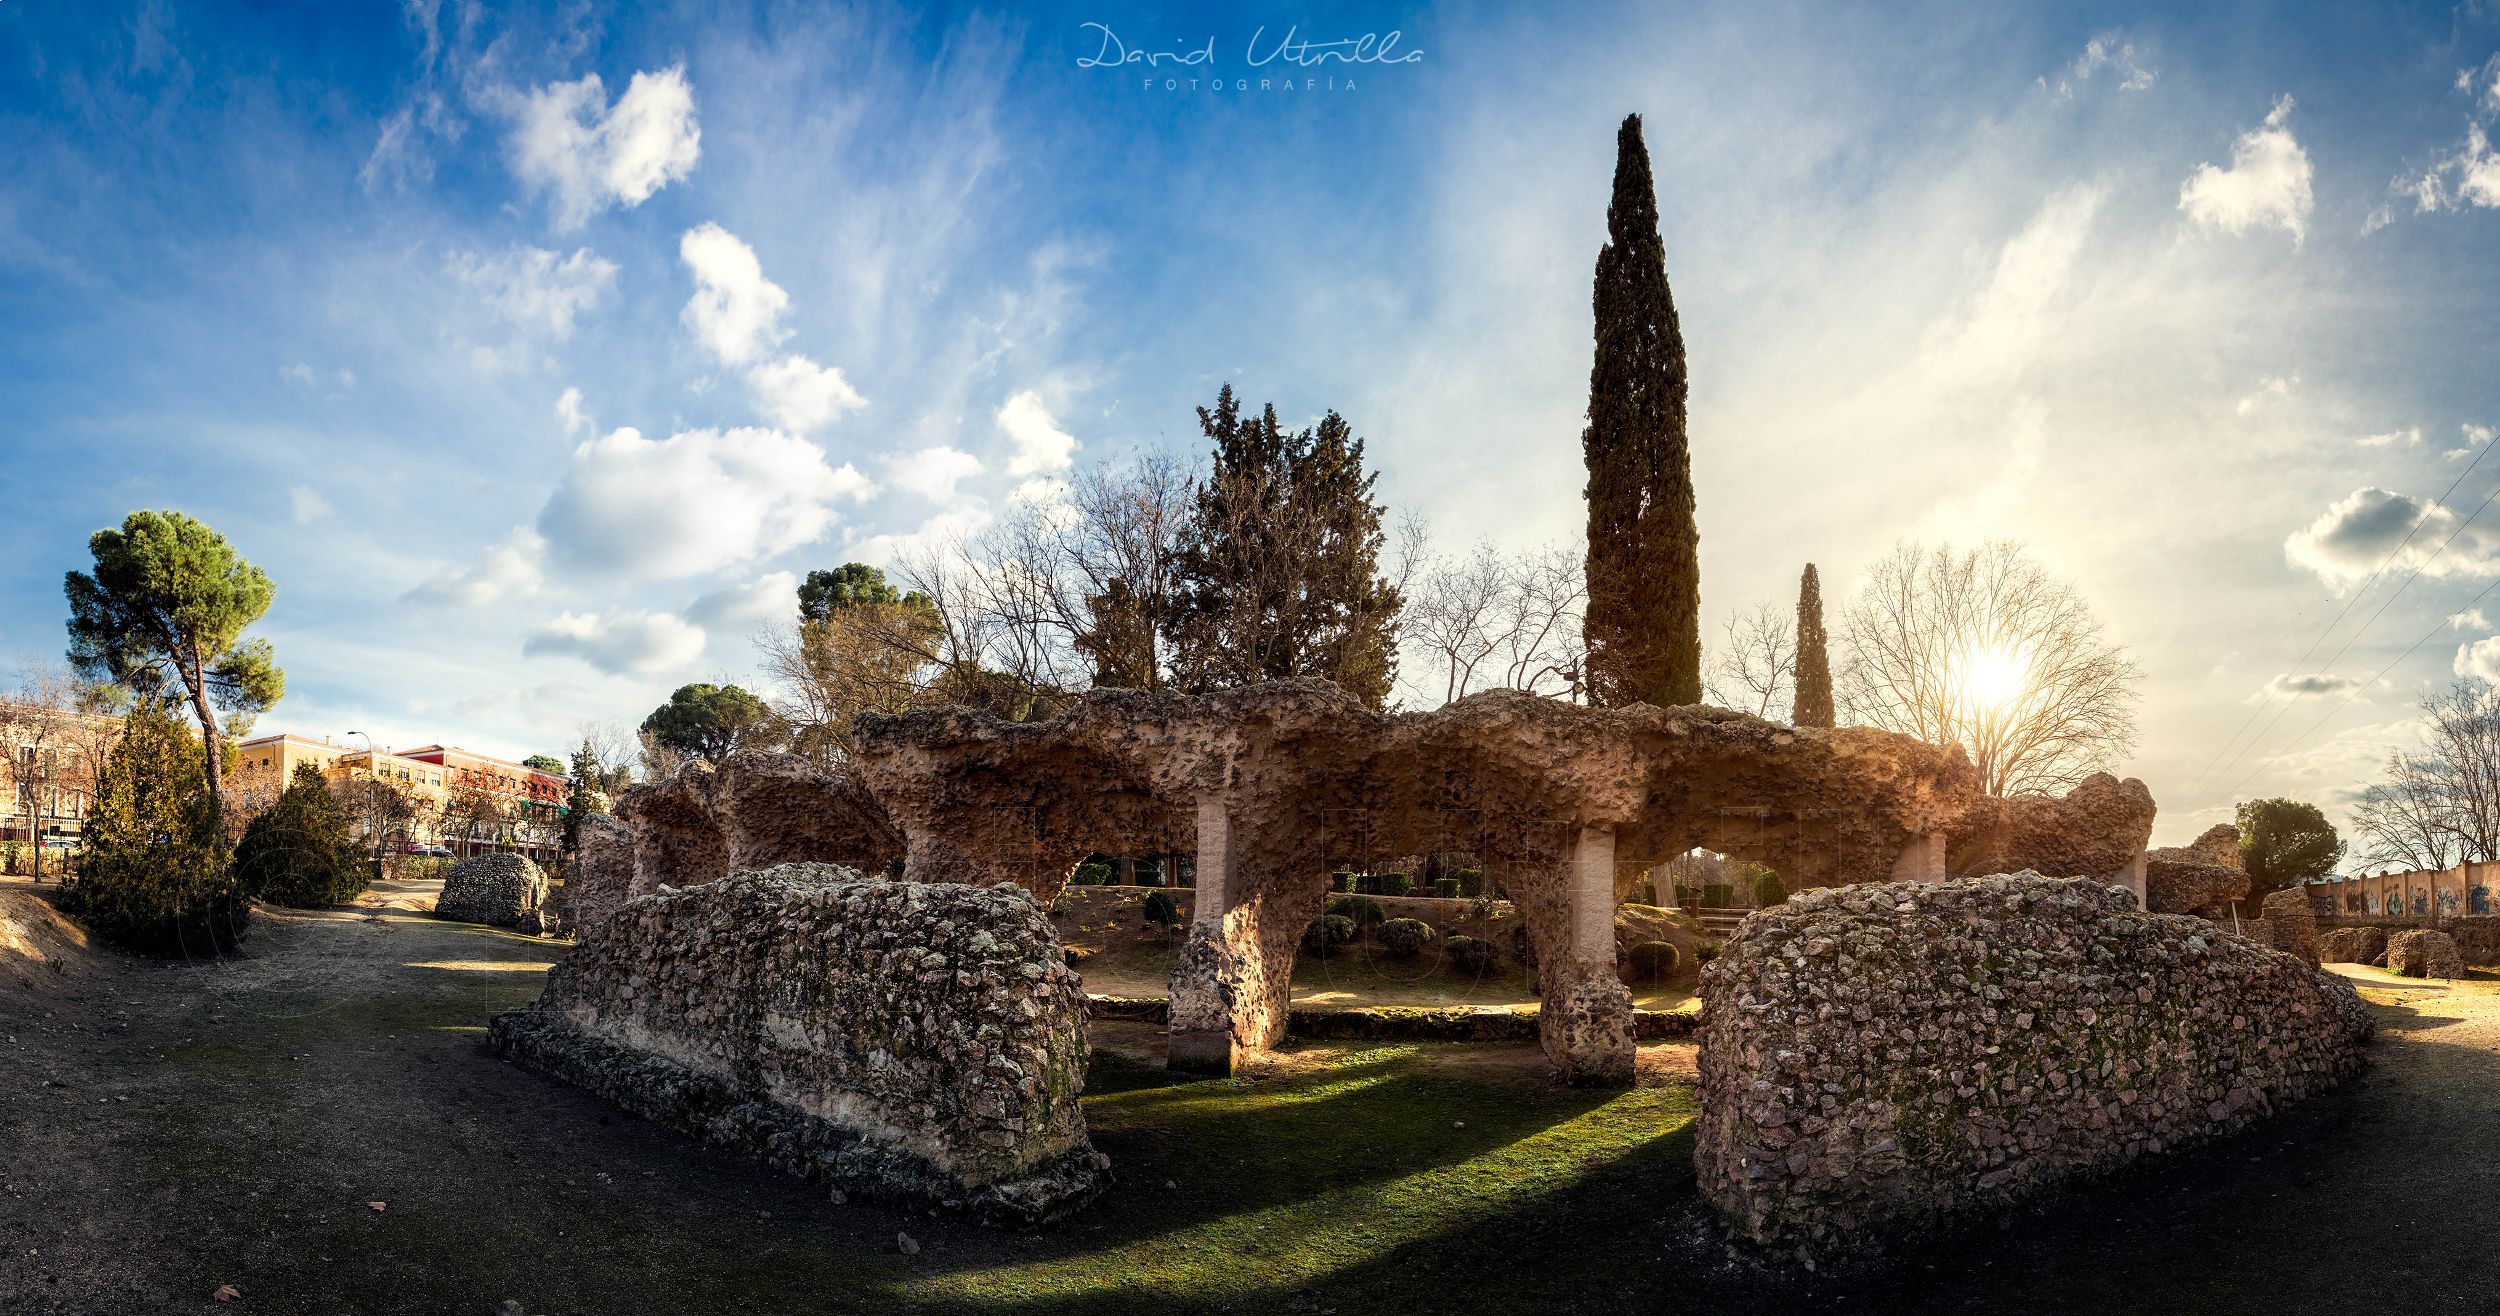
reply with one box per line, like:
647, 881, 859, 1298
1581, 113, 1700, 708
235, 762, 368, 908
1792, 563, 1834, 728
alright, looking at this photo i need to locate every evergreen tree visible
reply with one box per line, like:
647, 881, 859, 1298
640, 682, 775, 762
65, 510, 284, 846
799, 563, 929, 622
1580, 113, 1700, 709
561, 738, 604, 859
235, 762, 367, 908
2236, 798, 2345, 902
1162, 386, 1403, 708
1791, 563, 1834, 728
521, 754, 564, 775
57, 704, 247, 954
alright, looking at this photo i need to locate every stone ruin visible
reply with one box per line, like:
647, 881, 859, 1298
564, 812, 637, 942
491, 863, 1106, 1225
435, 853, 558, 934
2388, 928, 2465, 979
579, 682, 2157, 1086
2143, 823, 2251, 917
2318, 924, 2389, 966
1694, 872, 2374, 1259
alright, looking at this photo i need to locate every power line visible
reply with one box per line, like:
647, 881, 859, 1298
2190, 441, 2500, 799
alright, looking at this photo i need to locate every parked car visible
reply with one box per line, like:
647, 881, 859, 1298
420, 845, 454, 857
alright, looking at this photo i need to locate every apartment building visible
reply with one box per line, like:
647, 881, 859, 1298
232, 732, 567, 863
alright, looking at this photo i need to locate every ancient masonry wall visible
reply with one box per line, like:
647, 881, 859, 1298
1694, 873, 2373, 1259
489, 864, 1107, 1225
434, 853, 554, 933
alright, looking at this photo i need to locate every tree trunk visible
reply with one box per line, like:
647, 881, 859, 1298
187, 672, 225, 850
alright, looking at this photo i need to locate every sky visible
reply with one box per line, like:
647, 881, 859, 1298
4, 1, 2500, 852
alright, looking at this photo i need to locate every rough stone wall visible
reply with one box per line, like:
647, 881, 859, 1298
2143, 824, 2247, 916
2388, 929, 2465, 979
842, 682, 2154, 1085
2318, 925, 2388, 965
613, 754, 902, 902
2258, 886, 2322, 967
434, 854, 550, 930
567, 813, 636, 941
490, 864, 1104, 1224
1944, 773, 2157, 886
1694, 872, 2372, 1259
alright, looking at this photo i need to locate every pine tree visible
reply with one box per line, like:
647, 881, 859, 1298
235, 762, 367, 908
1792, 563, 1834, 728
57, 704, 247, 954
1580, 113, 1700, 708
1163, 385, 1403, 708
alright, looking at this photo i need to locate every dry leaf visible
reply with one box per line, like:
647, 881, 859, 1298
366, 1201, 387, 1212
210, 1284, 241, 1302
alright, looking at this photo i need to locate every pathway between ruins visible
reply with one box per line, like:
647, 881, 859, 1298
4, 877, 2498, 1314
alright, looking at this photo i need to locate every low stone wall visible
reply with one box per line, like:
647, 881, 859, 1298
2318, 915, 2500, 966
2388, 929, 2465, 979
1694, 872, 2372, 1259
490, 864, 1106, 1225
435, 854, 552, 932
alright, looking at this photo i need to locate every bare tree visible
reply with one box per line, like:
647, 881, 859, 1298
1399, 541, 1586, 708
1704, 602, 1797, 720
1, 663, 83, 880
1842, 540, 2141, 796
2350, 749, 2464, 872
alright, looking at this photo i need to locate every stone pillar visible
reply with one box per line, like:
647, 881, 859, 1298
1539, 824, 1634, 1087
1167, 794, 1238, 1076
2118, 850, 2147, 910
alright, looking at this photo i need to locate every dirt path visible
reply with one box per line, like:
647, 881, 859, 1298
6, 888, 2499, 1314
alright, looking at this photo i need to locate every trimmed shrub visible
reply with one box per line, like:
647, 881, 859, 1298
1379, 871, 1414, 898
1142, 890, 1180, 928
1433, 877, 1461, 899
237, 763, 369, 909
1455, 868, 1486, 897
1301, 914, 1358, 958
1073, 861, 1113, 886
1331, 870, 1357, 893
1626, 940, 1681, 982
1700, 883, 1735, 908
1445, 935, 1499, 976
1330, 894, 1387, 928
57, 705, 247, 956
1751, 870, 1787, 908
1377, 917, 1436, 957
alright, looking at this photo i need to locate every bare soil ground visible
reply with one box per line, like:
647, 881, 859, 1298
5, 874, 2498, 1314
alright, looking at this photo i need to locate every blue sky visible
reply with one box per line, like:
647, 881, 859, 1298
5, 1, 2500, 847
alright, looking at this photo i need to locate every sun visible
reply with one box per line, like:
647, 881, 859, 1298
1952, 644, 2032, 716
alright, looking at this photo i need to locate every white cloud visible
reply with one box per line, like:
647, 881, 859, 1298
405, 528, 548, 608
2180, 96, 2314, 242
1009, 476, 1072, 506
881, 446, 984, 502
2453, 608, 2491, 631
537, 426, 873, 578
2055, 33, 2154, 95
997, 390, 1078, 476
447, 245, 617, 341
749, 354, 865, 434
2450, 422, 2498, 461
508, 66, 701, 231
288, 485, 334, 524
2359, 426, 2421, 448
2251, 672, 2364, 703
2285, 486, 2500, 588
686, 570, 799, 636
280, 361, 315, 386
523, 609, 706, 677
556, 386, 589, 435
679, 223, 791, 368
2458, 636, 2500, 685
2235, 373, 2298, 416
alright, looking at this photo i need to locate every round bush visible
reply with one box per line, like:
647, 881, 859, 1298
1626, 940, 1681, 982
1444, 935, 1499, 976
1433, 877, 1461, 899
1377, 917, 1436, 957
1751, 871, 1787, 908
1330, 894, 1387, 927
1301, 913, 1358, 958
1143, 890, 1180, 927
